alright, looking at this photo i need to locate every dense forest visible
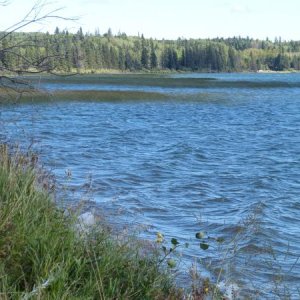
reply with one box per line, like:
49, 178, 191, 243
1, 27, 300, 73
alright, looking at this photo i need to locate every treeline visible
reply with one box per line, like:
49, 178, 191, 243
1, 28, 300, 73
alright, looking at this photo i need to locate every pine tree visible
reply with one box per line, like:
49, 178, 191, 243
77, 27, 84, 41
141, 34, 149, 69
150, 39, 157, 69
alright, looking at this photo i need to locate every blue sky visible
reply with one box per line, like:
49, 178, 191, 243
1, 0, 300, 40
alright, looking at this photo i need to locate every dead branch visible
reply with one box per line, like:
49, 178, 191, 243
0, 0, 78, 99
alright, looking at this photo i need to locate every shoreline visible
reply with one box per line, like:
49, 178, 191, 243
0, 144, 224, 299
2, 68, 300, 78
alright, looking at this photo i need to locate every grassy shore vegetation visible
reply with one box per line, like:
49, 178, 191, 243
35, 74, 300, 89
0, 88, 170, 104
0, 144, 184, 299
3, 73, 300, 105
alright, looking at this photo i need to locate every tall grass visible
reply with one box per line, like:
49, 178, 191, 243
0, 144, 178, 299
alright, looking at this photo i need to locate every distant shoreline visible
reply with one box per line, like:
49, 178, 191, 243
2, 68, 300, 78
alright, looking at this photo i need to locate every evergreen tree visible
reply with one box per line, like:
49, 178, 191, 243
1, 28, 300, 73
274, 53, 290, 71
107, 28, 113, 39
150, 39, 157, 69
77, 27, 84, 41
141, 35, 149, 68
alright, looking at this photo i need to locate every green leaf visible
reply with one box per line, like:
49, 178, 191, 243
195, 232, 205, 239
167, 259, 176, 268
200, 243, 209, 250
171, 238, 179, 246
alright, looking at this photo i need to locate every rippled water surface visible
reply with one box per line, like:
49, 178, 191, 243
1, 73, 300, 298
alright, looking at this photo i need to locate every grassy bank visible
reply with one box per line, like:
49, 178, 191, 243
0, 145, 180, 299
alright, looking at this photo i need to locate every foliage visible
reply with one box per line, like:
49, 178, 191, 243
155, 231, 226, 299
0, 144, 178, 299
1, 29, 300, 74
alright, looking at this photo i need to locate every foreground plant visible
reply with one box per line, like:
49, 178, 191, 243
0, 144, 177, 299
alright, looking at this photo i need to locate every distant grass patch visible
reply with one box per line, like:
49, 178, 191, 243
24, 73, 300, 89
52, 90, 169, 102
0, 144, 180, 299
28, 74, 219, 89
1, 73, 299, 105
0, 87, 169, 103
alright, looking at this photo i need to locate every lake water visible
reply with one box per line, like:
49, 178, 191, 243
1, 73, 300, 298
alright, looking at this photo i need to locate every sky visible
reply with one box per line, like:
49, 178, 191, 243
1, 0, 300, 41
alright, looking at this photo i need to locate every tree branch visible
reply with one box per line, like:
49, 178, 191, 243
1, 1, 77, 42
0, 0, 78, 99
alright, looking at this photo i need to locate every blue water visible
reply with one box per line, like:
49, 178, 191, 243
1, 73, 300, 298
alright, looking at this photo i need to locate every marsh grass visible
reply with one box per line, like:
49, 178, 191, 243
0, 88, 170, 104
2, 73, 296, 106
53, 90, 169, 102
26, 74, 300, 89
0, 144, 180, 299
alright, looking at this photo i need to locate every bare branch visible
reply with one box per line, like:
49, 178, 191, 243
1, 1, 77, 42
0, 0, 79, 99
